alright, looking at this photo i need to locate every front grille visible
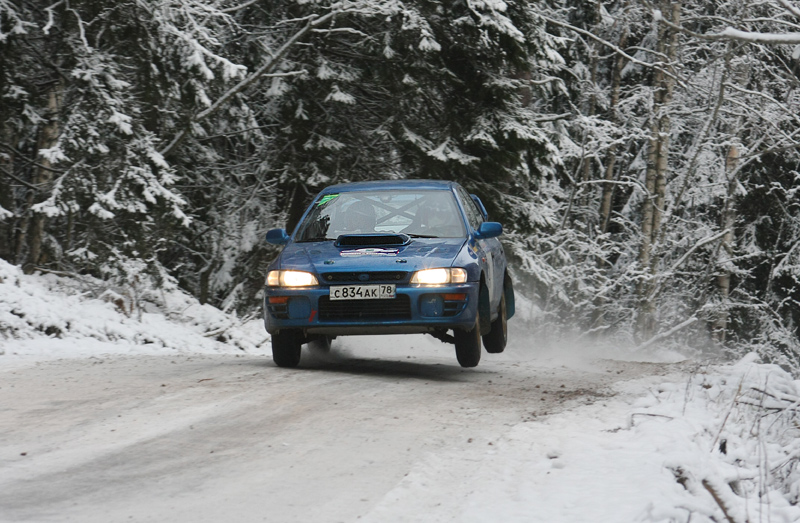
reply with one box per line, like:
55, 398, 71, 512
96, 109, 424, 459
318, 295, 411, 321
320, 271, 408, 284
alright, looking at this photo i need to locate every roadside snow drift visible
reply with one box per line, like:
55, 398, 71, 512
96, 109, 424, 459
0, 258, 267, 358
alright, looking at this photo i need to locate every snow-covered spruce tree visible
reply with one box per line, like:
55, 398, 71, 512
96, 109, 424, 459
0, 0, 37, 264
244, 0, 561, 231
156, 0, 404, 309
0, 0, 253, 289
733, 154, 800, 367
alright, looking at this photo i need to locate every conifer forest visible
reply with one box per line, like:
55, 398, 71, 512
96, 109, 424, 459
1, 0, 799, 365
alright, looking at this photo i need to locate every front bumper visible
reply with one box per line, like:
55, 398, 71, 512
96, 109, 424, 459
263, 282, 478, 336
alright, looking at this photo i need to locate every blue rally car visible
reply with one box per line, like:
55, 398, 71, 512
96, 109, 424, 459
263, 179, 514, 368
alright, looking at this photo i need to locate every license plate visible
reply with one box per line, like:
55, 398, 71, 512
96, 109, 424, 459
330, 284, 396, 300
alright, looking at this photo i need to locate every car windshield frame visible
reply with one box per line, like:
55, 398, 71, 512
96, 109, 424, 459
295, 189, 467, 242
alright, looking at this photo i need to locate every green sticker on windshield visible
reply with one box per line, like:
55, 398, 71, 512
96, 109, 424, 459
317, 194, 339, 206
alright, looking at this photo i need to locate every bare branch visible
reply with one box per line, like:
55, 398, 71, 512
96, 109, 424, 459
42, 0, 64, 34
0, 165, 41, 191
312, 27, 369, 37
577, 177, 648, 195
536, 14, 682, 84
667, 229, 731, 276
219, 0, 261, 13
654, 7, 800, 44
777, 0, 800, 19
532, 113, 572, 123
702, 479, 742, 523
635, 316, 698, 351
528, 76, 563, 86
69, 8, 91, 51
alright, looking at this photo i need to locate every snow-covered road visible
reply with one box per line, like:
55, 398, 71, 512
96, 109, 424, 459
0, 335, 685, 523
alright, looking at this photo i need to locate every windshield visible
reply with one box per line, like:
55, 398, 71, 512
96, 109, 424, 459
295, 189, 466, 241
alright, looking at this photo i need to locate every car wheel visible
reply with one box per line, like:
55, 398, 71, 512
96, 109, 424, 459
271, 330, 302, 368
454, 317, 481, 368
482, 293, 507, 354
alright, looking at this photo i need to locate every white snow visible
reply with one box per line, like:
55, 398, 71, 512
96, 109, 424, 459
0, 258, 268, 360
362, 358, 800, 522
107, 110, 133, 135
325, 85, 356, 105
2, 259, 800, 522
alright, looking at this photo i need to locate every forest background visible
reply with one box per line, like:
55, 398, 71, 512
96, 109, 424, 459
1, 0, 799, 367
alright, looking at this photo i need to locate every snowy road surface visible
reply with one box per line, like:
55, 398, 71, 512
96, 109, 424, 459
0, 334, 686, 523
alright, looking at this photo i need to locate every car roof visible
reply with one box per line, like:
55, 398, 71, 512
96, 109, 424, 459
320, 179, 459, 194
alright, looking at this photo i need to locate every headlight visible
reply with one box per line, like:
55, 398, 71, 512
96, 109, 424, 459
410, 267, 468, 285
266, 270, 319, 287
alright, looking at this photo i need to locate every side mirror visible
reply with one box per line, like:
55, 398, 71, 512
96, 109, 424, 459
470, 194, 489, 221
474, 222, 502, 239
265, 228, 290, 245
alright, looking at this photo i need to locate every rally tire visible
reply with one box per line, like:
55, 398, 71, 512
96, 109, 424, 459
482, 293, 507, 354
271, 330, 302, 368
454, 317, 481, 368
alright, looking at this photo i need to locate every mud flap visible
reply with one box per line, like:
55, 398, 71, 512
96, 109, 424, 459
504, 273, 515, 320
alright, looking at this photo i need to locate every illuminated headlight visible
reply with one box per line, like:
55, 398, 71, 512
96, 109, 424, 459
266, 270, 319, 287
410, 268, 468, 285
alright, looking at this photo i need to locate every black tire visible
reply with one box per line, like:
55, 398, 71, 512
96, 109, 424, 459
271, 330, 302, 368
482, 293, 507, 354
454, 317, 481, 368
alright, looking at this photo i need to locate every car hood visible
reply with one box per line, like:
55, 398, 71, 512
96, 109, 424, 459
278, 238, 467, 274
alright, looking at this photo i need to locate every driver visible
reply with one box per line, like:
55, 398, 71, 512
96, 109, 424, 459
342, 200, 376, 233
412, 194, 458, 236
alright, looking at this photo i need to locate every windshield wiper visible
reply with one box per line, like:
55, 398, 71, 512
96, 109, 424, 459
406, 233, 439, 239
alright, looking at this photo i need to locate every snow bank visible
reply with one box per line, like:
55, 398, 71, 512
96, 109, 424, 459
0, 259, 268, 358
363, 356, 800, 522
622, 356, 800, 522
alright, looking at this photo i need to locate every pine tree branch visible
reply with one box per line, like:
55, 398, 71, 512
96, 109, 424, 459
0, 142, 67, 174
159, 12, 337, 158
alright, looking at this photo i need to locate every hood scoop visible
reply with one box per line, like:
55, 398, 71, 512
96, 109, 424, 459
335, 233, 410, 247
